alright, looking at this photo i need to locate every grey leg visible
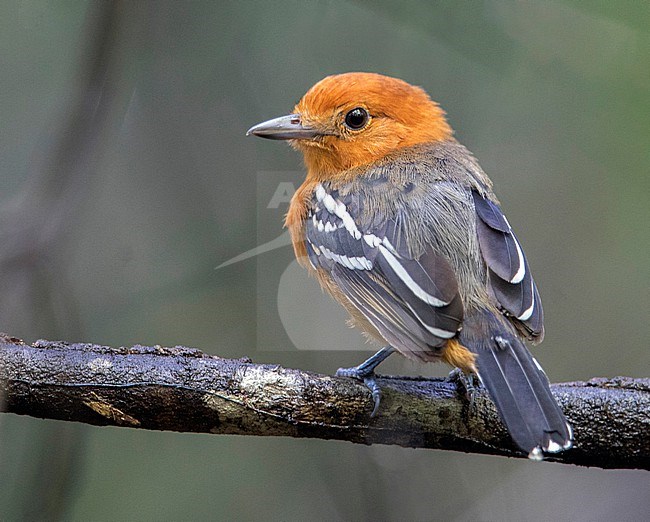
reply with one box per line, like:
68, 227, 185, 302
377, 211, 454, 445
336, 346, 395, 417
446, 367, 478, 410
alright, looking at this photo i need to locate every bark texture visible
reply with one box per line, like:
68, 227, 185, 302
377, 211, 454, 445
0, 334, 647, 469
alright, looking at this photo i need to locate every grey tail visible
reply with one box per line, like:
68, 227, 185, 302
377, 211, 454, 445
460, 310, 572, 458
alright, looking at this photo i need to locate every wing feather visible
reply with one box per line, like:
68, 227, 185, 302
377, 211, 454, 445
472, 191, 544, 340
306, 183, 464, 357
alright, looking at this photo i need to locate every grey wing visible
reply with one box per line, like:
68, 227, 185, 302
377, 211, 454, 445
471, 190, 544, 341
305, 183, 463, 361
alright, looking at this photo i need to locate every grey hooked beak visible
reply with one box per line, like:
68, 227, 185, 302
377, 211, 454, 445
246, 114, 318, 140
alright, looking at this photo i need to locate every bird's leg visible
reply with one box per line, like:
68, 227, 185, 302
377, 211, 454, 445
446, 367, 478, 411
336, 346, 395, 417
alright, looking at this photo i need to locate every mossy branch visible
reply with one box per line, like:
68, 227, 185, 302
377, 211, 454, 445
0, 334, 647, 469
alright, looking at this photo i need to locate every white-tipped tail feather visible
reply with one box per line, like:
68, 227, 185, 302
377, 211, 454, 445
463, 312, 572, 459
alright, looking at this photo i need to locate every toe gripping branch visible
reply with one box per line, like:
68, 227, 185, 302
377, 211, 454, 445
446, 367, 478, 411
335, 346, 395, 417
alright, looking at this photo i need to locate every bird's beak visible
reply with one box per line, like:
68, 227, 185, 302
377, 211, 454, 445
246, 114, 318, 140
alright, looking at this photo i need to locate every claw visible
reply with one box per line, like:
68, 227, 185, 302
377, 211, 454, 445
336, 366, 383, 416
447, 368, 477, 411
363, 375, 382, 417
335, 346, 394, 417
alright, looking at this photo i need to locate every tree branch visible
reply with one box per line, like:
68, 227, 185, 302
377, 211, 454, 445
0, 334, 647, 469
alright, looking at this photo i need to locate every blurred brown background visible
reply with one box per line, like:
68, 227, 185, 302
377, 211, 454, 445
0, 1, 648, 520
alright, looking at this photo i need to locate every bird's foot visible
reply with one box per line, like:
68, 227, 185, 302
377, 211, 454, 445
446, 367, 478, 412
336, 366, 383, 417
335, 346, 394, 417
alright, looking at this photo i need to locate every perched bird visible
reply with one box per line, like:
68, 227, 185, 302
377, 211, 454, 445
247, 72, 572, 459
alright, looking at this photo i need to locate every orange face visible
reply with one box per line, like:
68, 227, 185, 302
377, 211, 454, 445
248, 72, 453, 178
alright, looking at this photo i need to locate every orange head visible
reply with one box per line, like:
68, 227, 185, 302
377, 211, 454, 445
247, 72, 453, 179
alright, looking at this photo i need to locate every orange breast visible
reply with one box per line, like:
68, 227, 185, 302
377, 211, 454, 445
285, 179, 319, 263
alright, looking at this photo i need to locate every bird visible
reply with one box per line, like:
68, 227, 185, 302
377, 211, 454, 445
247, 72, 572, 459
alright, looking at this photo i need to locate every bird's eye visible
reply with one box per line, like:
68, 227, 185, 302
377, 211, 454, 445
344, 107, 369, 130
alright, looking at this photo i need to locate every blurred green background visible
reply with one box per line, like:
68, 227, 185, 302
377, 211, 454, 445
0, 1, 648, 520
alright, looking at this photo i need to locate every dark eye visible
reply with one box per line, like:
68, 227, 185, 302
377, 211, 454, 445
344, 107, 369, 130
